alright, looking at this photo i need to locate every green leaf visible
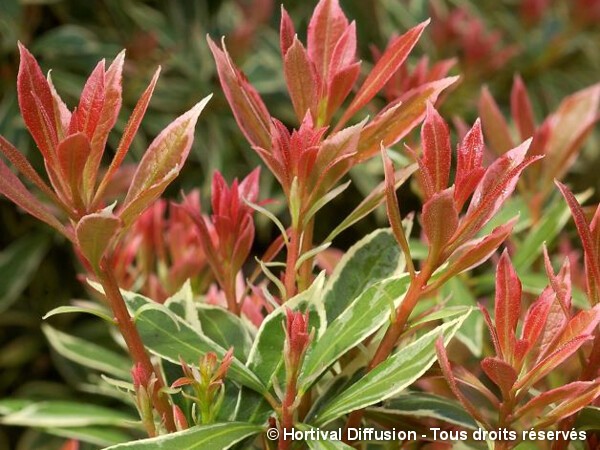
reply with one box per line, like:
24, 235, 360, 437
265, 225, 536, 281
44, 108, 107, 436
43, 305, 114, 324
43, 425, 131, 447
296, 424, 354, 449
247, 274, 326, 387
325, 164, 417, 242
477, 194, 530, 237
323, 228, 403, 322
575, 406, 600, 431
123, 293, 266, 394
41, 324, 130, 379
303, 180, 352, 227
513, 190, 592, 271
300, 274, 410, 390
313, 313, 469, 426
441, 278, 484, 356
0, 399, 137, 427
196, 304, 253, 363
369, 393, 478, 430
103, 422, 263, 450
0, 233, 49, 313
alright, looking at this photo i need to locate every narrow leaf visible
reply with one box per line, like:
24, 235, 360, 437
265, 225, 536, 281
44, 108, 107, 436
355, 77, 458, 162
322, 228, 403, 322
102, 422, 263, 450
421, 102, 451, 194
300, 274, 410, 390
17, 43, 58, 163
120, 96, 210, 226
313, 315, 467, 426
511, 75, 536, 140
207, 37, 271, 149
494, 251, 521, 360
337, 20, 429, 128
0, 159, 67, 237
284, 37, 319, 122
479, 86, 513, 155
93, 67, 160, 206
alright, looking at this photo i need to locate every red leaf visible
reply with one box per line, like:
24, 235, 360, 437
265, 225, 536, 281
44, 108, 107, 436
520, 287, 554, 357
17, 43, 58, 164
307, 0, 349, 84
515, 335, 593, 391
57, 132, 92, 209
422, 187, 458, 263
84, 50, 124, 201
533, 382, 600, 428
481, 356, 517, 397
510, 75, 536, 140
76, 211, 122, 271
515, 381, 599, 420
337, 20, 429, 128
454, 119, 484, 210
544, 83, 600, 182
435, 336, 492, 428
120, 96, 210, 227
438, 217, 516, 282
0, 135, 63, 209
328, 21, 357, 82
325, 62, 360, 123
93, 67, 161, 207
279, 6, 296, 58
544, 246, 572, 313
552, 304, 600, 349
284, 37, 319, 122
494, 251, 522, 362
207, 37, 272, 150
355, 76, 458, 163
530, 299, 567, 367
453, 140, 540, 247
47, 73, 71, 140
479, 86, 514, 155
0, 159, 67, 237
70, 60, 105, 139
420, 103, 451, 197
556, 180, 600, 304
479, 303, 502, 358
59, 440, 79, 450
382, 145, 414, 276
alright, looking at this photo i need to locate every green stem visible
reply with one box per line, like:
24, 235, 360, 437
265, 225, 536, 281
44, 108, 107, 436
97, 261, 176, 433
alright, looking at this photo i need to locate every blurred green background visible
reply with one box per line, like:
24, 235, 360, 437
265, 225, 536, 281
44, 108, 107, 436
0, 0, 599, 448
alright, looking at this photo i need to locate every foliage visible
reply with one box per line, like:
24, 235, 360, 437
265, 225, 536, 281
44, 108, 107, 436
0, 0, 599, 450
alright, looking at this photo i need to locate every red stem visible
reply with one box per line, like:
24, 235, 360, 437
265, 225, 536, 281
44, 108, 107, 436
344, 263, 434, 439
279, 373, 298, 450
552, 331, 600, 450
284, 227, 300, 300
97, 262, 176, 433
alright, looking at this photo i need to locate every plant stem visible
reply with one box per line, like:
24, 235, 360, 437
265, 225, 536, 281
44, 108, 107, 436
284, 227, 300, 300
97, 262, 176, 433
552, 332, 600, 450
344, 263, 434, 439
279, 373, 297, 450
297, 219, 315, 292
223, 270, 240, 316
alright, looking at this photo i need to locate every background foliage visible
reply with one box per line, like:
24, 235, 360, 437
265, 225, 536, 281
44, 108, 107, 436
0, 0, 599, 449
